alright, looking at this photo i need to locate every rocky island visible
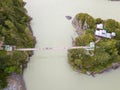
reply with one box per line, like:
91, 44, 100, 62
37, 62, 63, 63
68, 13, 120, 76
0, 0, 36, 89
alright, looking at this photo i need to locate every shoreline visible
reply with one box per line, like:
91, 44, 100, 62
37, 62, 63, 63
3, 30, 35, 90
3, 6, 36, 90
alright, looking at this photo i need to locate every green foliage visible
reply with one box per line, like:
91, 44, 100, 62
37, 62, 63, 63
97, 39, 117, 55
75, 31, 95, 46
76, 13, 95, 29
0, 72, 7, 89
116, 40, 120, 55
104, 19, 120, 32
94, 48, 111, 65
4, 66, 17, 74
95, 18, 103, 24
0, 0, 35, 89
114, 29, 120, 40
68, 13, 120, 74
5, 20, 16, 29
84, 29, 94, 35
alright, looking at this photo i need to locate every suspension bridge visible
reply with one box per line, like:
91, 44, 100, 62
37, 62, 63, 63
0, 42, 95, 52
15, 46, 93, 51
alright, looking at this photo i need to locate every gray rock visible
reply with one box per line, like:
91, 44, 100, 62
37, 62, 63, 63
3, 73, 26, 90
72, 17, 89, 35
86, 71, 91, 75
65, 16, 72, 20
112, 63, 120, 69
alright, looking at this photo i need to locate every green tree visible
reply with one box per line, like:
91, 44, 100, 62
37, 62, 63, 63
76, 13, 95, 29
104, 19, 120, 32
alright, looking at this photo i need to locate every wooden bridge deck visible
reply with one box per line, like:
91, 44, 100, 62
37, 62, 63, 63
15, 46, 93, 51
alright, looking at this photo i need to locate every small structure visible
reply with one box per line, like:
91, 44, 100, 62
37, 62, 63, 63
86, 42, 95, 50
90, 42, 95, 49
4, 45, 13, 51
96, 23, 103, 29
85, 42, 95, 56
95, 23, 116, 39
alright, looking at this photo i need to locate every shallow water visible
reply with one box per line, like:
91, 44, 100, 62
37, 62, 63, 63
24, 0, 120, 90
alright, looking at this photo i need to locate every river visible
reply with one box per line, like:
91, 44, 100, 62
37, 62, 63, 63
23, 0, 120, 90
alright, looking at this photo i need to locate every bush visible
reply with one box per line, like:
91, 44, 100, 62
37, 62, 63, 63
95, 18, 104, 24
75, 32, 95, 46
104, 19, 120, 32
76, 13, 95, 29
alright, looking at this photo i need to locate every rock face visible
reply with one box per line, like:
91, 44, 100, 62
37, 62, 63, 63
112, 63, 120, 69
3, 73, 26, 90
72, 17, 89, 35
65, 16, 72, 20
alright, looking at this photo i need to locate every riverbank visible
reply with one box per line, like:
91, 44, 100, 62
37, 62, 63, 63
0, 0, 36, 89
3, 12, 35, 90
23, 0, 120, 90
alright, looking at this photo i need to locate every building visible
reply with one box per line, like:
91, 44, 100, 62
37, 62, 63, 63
4, 45, 13, 51
95, 23, 116, 39
96, 23, 103, 29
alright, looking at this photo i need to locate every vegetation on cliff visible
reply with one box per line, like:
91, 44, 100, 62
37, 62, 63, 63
68, 13, 120, 75
0, 0, 36, 89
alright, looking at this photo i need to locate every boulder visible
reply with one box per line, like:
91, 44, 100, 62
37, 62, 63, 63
112, 63, 120, 69
65, 16, 72, 20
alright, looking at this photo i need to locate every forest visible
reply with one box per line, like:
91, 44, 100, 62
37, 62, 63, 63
68, 13, 120, 75
0, 0, 36, 89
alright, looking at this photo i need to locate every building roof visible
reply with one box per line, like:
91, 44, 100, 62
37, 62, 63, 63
97, 23, 103, 29
95, 30, 116, 39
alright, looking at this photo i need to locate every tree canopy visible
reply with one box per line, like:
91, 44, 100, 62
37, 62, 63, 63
68, 13, 120, 75
0, 0, 36, 89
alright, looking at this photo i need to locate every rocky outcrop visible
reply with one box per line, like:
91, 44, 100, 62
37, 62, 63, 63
72, 17, 89, 35
112, 63, 120, 69
3, 73, 26, 90
65, 16, 72, 20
